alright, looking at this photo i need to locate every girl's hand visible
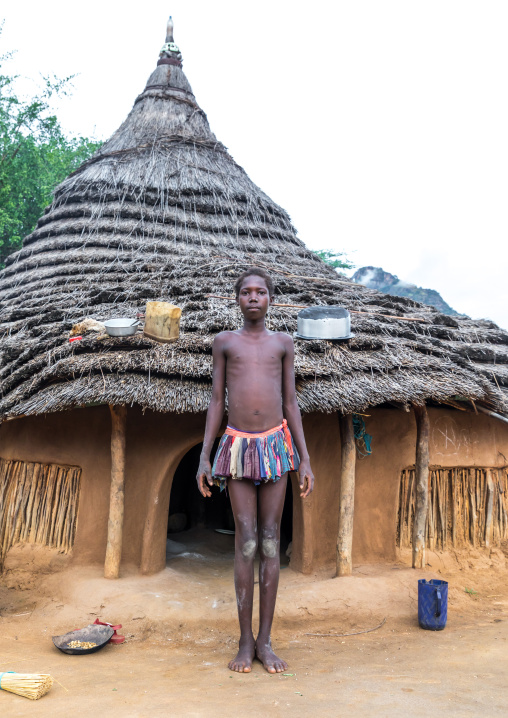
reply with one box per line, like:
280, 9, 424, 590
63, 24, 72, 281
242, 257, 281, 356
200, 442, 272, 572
298, 460, 315, 498
196, 458, 213, 497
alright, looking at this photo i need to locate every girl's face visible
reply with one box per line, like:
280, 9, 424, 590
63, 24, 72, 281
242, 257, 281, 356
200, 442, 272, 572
236, 275, 271, 319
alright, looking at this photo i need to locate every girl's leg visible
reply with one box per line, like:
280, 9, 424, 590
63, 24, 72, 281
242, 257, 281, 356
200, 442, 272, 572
227, 478, 258, 672
256, 473, 288, 673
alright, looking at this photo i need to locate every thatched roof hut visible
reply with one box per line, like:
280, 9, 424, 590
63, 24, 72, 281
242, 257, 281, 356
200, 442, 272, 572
1, 18, 507, 578
1, 16, 507, 421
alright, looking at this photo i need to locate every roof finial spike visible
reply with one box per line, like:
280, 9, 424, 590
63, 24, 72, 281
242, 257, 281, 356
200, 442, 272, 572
159, 14, 182, 65
165, 15, 174, 43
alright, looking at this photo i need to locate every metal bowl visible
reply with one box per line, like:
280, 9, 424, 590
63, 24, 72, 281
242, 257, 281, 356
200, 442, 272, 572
52, 624, 114, 655
103, 318, 139, 337
297, 306, 353, 340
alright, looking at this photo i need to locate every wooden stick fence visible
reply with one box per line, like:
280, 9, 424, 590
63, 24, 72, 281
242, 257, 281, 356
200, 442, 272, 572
397, 466, 508, 550
0, 458, 81, 570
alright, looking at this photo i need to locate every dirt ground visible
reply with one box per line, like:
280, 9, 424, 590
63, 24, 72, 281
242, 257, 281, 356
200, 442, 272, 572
0, 530, 507, 717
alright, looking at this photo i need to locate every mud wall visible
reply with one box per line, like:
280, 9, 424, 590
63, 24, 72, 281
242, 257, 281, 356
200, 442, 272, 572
0, 407, 206, 572
1, 406, 506, 576
302, 408, 508, 575
358, 408, 508, 563
0, 408, 307, 575
291, 413, 342, 574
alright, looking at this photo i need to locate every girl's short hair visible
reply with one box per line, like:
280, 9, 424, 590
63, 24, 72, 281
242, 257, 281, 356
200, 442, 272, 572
234, 267, 275, 298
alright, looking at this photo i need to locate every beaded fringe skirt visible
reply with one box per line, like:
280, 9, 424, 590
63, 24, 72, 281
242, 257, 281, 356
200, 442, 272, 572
212, 419, 300, 489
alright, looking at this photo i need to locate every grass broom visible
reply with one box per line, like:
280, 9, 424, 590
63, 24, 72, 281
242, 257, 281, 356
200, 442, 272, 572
0, 672, 53, 700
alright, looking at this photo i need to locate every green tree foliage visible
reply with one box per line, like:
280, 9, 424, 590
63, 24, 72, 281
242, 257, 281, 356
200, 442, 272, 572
0, 35, 102, 266
313, 249, 354, 271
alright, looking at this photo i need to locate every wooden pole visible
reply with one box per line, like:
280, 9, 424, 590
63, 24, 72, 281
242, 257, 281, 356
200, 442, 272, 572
412, 404, 429, 569
104, 405, 127, 579
484, 469, 494, 548
336, 413, 356, 577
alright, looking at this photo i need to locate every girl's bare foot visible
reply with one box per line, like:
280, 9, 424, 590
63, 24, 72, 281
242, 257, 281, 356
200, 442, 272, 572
228, 635, 256, 672
255, 638, 288, 674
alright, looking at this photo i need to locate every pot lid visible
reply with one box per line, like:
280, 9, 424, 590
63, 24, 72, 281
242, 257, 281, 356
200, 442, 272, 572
298, 306, 350, 320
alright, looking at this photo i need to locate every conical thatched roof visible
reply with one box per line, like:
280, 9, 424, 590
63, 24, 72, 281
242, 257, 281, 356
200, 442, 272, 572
1, 19, 507, 421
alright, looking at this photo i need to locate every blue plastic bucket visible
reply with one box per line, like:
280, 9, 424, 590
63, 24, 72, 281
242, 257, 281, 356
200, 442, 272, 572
418, 579, 448, 630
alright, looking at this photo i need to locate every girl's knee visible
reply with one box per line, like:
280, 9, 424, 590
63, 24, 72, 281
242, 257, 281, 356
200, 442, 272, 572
259, 528, 279, 559
260, 537, 278, 558
235, 518, 258, 559
240, 538, 258, 559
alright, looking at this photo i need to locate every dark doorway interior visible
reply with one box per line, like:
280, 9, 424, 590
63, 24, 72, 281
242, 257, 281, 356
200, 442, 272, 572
168, 440, 232, 533
167, 441, 294, 557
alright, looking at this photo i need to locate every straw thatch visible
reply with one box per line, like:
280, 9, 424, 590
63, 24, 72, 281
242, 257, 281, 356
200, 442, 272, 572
1, 20, 507, 420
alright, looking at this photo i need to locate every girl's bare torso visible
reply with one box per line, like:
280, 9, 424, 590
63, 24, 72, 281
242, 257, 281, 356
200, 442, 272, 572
221, 330, 287, 432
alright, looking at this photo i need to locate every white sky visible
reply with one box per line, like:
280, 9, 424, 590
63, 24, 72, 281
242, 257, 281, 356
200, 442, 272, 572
2, 1, 507, 328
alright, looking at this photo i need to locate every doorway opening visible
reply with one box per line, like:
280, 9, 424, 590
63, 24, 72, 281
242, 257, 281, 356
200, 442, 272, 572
167, 441, 294, 566
168, 440, 232, 534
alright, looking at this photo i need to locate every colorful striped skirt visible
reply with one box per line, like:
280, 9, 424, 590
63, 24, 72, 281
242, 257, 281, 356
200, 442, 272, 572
212, 419, 300, 490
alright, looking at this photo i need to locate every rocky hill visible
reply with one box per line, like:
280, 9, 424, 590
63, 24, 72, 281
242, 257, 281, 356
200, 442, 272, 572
352, 266, 459, 316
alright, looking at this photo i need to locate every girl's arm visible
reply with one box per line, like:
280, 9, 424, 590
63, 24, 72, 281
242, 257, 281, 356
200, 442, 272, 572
196, 334, 227, 497
281, 335, 315, 498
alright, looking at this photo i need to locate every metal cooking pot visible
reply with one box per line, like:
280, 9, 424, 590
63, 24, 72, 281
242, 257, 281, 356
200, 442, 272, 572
103, 318, 140, 337
296, 306, 354, 341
